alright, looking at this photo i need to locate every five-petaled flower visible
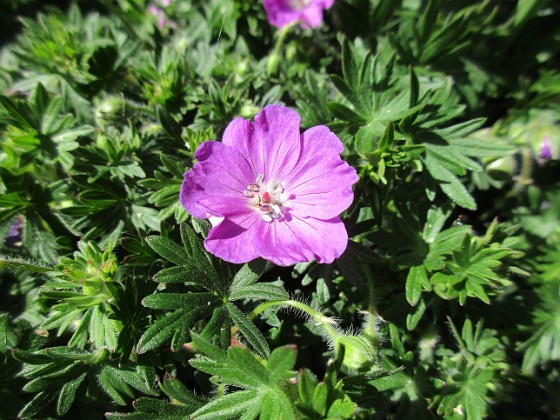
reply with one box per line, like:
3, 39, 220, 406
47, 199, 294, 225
180, 104, 358, 266
263, 0, 335, 28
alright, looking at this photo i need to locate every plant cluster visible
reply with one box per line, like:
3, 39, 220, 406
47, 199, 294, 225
1, 0, 559, 418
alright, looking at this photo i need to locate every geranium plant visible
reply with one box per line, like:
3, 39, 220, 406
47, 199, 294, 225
1, 0, 559, 418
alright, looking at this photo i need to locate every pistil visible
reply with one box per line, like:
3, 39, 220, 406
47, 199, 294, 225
243, 174, 286, 223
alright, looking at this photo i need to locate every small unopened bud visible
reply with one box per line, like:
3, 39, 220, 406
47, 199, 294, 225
266, 52, 281, 76
486, 155, 516, 181
335, 335, 376, 372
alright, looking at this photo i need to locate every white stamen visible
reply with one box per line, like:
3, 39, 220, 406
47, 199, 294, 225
243, 174, 287, 223
247, 184, 260, 192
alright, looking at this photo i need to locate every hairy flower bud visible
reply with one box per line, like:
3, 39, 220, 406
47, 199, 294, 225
335, 335, 376, 372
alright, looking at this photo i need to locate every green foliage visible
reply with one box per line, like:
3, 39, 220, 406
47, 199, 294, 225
138, 224, 281, 356
406, 220, 521, 306
188, 334, 296, 419
518, 244, 560, 373
14, 346, 157, 417
1, 0, 559, 417
39, 239, 121, 351
432, 319, 509, 420
106, 376, 206, 419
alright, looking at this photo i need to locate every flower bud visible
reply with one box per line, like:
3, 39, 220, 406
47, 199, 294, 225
266, 52, 281, 76
334, 335, 376, 372
82, 279, 109, 298
485, 155, 517, 180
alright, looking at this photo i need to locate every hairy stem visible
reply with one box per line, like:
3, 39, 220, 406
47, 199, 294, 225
248, 299, 339, 342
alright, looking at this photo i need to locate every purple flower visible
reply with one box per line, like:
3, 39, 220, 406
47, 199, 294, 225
148, 2, 176, 31
263, 0, 335, 28
180, 105, 358, 266
539, 136, 553, 161
5, 215, 24, 246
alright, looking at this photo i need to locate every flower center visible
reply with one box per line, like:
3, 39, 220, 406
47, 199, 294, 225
243, 173, 286, 223
288, 0, 310, 10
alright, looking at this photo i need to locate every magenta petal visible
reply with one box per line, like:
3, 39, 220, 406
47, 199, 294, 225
253, 105, 302, 181
180, 141, 255, 218
205, 212, 261, 264
263, 0, 334, 28
299, 5, 325, 28
285, 126, 358, 220
223, 105, 301, 182
262, 0, 301, 28
255, 215, 349, 266
221, 117, 254, 163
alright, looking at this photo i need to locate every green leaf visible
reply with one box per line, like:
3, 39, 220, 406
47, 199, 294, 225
40, 96, 65, 135
131, 398, 193, 417
328, 102, 366, 124
0, 95, 37, 130
226, 303, 270, 357
354, 121, 385, 154
406, 265, 428, 306
180, 223, 220, 289
136, 309, 190, 354
145, 236, 190, 266
227, 346, 270, 387
449, 137, 516, 158
159, 377, 206, 409
259, 392, 282, 420
18, 391, 56, 419
0, 256, 54, 273
151, 266, 186, 283
267, 345, 297, 382
378, 121, 394, 152
229, 283, 289, 302
190, 390, 260, 420
191, 333, 228, 362
0, 314, 7, 353
142, 292, 216, 310
51, 125, 94, 143
435, 118, 485, 139
260, 390, 296, 420
422, 205, 452, 243
200, 306, 231, 348
298, 369, 317, 405
56, 372, 87, 415
97, 364, 158, 405
513, 0, 550, 27
158, 109, 183, 142
406, 298, 427, 331
137, 301, 214, 353
326, 394, 356, 418
312, 382, 328, 417
229, 259, 271, 292
439, 175, 476, 210
32, 83, 49, 118
426, 143, 482, 172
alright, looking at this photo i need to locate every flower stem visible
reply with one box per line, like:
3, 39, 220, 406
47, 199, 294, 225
248, 299, 339, 342
267, 22, 297, 75
362, 268, 378, 344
